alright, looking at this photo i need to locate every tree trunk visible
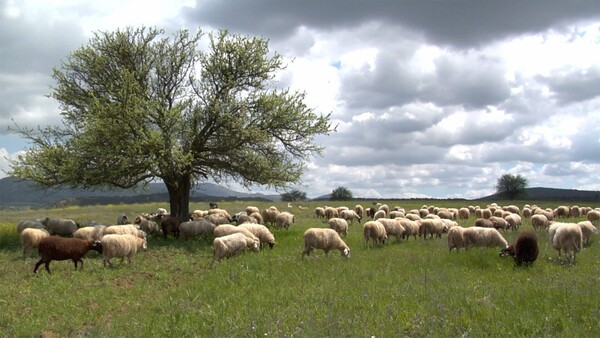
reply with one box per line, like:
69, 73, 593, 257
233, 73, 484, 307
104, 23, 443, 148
165, 174, 191, 221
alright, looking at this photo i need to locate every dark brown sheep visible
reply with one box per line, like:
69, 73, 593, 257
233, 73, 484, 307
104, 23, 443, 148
34, 236, 103, 274
500, 231, 539, 266
160, 215, 182, 239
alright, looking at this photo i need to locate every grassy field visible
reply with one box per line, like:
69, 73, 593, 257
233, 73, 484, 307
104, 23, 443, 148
0, 200, 599, 337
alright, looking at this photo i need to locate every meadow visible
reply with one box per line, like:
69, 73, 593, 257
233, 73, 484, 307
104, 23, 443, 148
0, 200, 599, 337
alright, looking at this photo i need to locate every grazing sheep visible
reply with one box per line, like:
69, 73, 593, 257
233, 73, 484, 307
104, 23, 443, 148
239, 223, 276, 248
354, 205, 365, 219
117, 213, 130, 225
489, 216, 509, 231
262, 207, 280, 227
552, 223, 583, 262
190, 210, 208, 220
463, 227, 508, 250
522, 208, 532, 218
233, 213, 258, 225
340, 209, 361, 225
134, 216, 162, 237
447, 226, 466, 251
42, 217, 78, 237
437, 210, 454, 220
249, 212, 264, 225
104, 224, 146, 239
20, 228, 50, 256
204, 213, 231, 226
504, 214, 521, 230
482, 209, 493, 219
474, 218, 494, 228
531, 214, 549, 231
33, 237, 103, 274
275, 212, 295, 230
586, 210, 600, 224
389, 210, 405, 219
179, 220, 216, 241
365, 208, 375, 219
101, 234, 147, 267
503, 205, 520, 215
73, 225, 106, 241
207, 208, 232, 220
16, 219, 46, 233
577, 221, 597, 246
419, 219, 449, 239
534, 209, 554, 222
553, 206, 570, 218
213, 224, 259, 242
246, 206, 260, 215
363, 221, 387, 248
328, 218, 349, 236
458, 208, 470, 220
377, 218, 405, 243
378, 204, 390, 216
323, 207, 339, 220
213, 233, 260, 261
302, 228, 350, 258
314, 207, 326, 219
160, 215, 182, 239
405, 213, 422, 221
373, 210, 386, 221
500, 231, 539, 266
396, 218, 420, 240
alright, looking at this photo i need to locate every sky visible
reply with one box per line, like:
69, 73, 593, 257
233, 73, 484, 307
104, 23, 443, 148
1, 0, 600, 200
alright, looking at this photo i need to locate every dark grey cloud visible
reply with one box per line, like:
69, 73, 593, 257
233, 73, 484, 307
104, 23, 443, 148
185, 0, 600, 47
544, 67, 600, 105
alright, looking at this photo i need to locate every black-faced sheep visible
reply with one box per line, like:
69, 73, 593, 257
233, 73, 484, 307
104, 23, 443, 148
213, 232, 260, 261
363, 221, 387, 248
42, 217, 79, 236
101, 234, 147, 267
34, 237, 103, 274
20, 228, 49, 256
117, 213, 130, 225
302, 228, 350, 258
500, 231, 539, 266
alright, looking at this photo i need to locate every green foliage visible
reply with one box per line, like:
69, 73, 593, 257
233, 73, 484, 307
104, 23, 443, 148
496, 174, 529, 200
0, 200, 599, 336
330, 186, 353, 201
9, 27, 334, 220
280, 189, 307, 201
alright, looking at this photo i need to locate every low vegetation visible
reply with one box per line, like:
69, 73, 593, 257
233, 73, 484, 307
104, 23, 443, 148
0, 200, 599, 336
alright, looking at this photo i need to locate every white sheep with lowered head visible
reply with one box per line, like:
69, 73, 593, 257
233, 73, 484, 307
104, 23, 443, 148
302, 228, 350, 258
20, 228, 50, 256
275, 211, 295, 230
419, 219, 449, 239
396, 218, 420, 240
531, 214, 549, 230
238, 223, 276, 249
213, 224, 259, 243
104, 224, 146, 239
376, 218, 405, 242
577, 221, 598, 246
101, 234, 147, 267
463, 227, 508, 249
447, 226, 466, 251
73, 225, 107, 241
340, 209, 361, 225
179, 220, 216, 241
328, 218, 349, 236
213, 232, 260, 262
552, 223, 583, 262
363, 221, 387, 247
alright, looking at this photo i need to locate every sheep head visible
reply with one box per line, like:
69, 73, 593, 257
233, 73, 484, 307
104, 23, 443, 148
90, 240, 103, 254
499, 244, 515, 257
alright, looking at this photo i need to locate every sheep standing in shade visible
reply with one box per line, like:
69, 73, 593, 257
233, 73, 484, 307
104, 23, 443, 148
363, 221, 387, 248
328, 218, 349, 236
552, 223, 583, 262
34, 237, 103, 274
20, 228, 50, 256
302, 228, 350, 258
134, 216, 162, 237
213, 233, 260, 262
447, 226, 466, 251
204, 213, 231, 226
275, 212, 295, 230
179, 220, 216, 241
500, 231, 539, 266
239, 223, 276, 248
463, 227, 508, 250
101, 234, 147, 267
42, 217, 78, 237
160, 215, 182, 239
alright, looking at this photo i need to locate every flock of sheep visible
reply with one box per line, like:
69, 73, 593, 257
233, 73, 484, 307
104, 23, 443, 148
15, 201, 600, 273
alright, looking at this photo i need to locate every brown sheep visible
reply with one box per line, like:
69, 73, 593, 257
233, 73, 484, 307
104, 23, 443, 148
34, 237, 103, 274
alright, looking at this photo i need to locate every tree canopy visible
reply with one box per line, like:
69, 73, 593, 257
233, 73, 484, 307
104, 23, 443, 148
330, 186, 353, 201
495, 173, 528, 200
280, 189, 307, 202
9, 27, 334, 220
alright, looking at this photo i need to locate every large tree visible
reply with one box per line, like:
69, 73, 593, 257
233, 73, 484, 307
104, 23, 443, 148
330, 186, 353, 201
495, 173, 528, 200
9, 27, 333, 220
280, 189, 307, 202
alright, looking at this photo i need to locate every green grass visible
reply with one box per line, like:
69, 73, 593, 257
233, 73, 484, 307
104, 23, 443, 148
0, 200, 599, 336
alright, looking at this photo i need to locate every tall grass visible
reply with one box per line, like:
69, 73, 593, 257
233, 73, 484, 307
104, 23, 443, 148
0, 200, 598, 336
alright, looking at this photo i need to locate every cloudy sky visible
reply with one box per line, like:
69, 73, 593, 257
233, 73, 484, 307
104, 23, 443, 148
2, 0, 600, 199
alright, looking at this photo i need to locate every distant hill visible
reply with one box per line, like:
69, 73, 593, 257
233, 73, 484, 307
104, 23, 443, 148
477, 187, 600, 203
0, 177, 280, 209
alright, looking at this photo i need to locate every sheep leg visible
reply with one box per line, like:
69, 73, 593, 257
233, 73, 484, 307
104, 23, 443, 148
33, 259, 45, 273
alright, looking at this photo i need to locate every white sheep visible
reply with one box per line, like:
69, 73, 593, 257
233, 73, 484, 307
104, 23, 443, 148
213, 232, 260, 261
245, 206, 260, 215
302, 228, 350, 258
463, 227, 508, 249
458, 207, 470, 220
73, 225, 106, 241
262, 207, 280, 226
363, 221, 387, 247
447, 226, 466, 251
314, 207, 326, 219
204, 213, 231, 225
238, 223, 276, 248
376, 218, 405, 242
373, 209, 386, 221
419, 219, 449, 239
275, 211, 295, 230
552, 223, 583, 262
577, 221, 597, 246
249, 212, 264, 225
396, 218, 420, 240
20, 228, 50, 256
213, 224, 259, 242
179, 220, 216, 241
190, 210, 208, 220
587, 210, 600, 224
328, 218, 349, 236
354, 204, 365, 219
101, 234, 147, 267
104, 224, 146, 239
134, 216, 162, 237
207, 208, 232, 220
531, 214, 549, 230
340, 209, 361, 225
323, 207, 339, 220
504, 213, 521, 230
